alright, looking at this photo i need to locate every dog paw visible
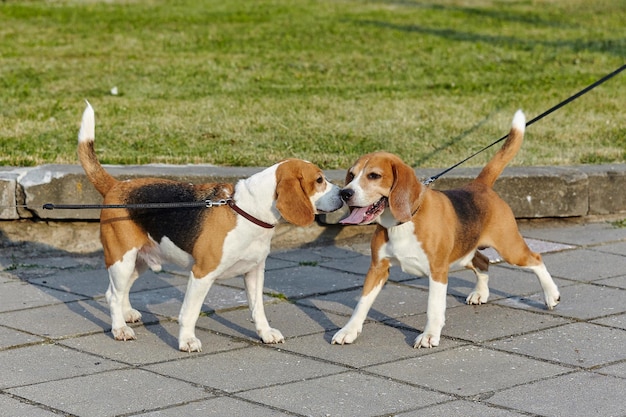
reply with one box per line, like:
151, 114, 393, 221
545, 292, 561, 310
331, 326, 361, 345
124, 308, 142, 323
466, 290, 489, 305
259, 328, 285, 344
413, 333, 440, 349
112, 325, 137, 341
179, 337, 203, 352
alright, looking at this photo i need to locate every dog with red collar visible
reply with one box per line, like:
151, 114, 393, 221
77, 103, 343, 352
333, 111, 560, 348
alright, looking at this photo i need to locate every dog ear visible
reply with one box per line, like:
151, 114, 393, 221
388, 159, 421, 223
275, 176, 315, 227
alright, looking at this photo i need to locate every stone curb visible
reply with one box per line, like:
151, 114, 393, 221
1, 164, 625, 250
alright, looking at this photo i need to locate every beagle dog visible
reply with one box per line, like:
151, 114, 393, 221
333, 111, 560, 348
77, 103, 343, 352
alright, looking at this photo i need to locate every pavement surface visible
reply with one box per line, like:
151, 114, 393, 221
1, 220, 625, 417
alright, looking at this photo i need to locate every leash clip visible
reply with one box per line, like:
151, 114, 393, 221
205, 199, 229, 208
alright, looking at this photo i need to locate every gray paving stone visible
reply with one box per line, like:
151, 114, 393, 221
296, 281, 464, 320
240, 371, 451, 417
0, 299, 113, 339
145, 345, 347, 393
223, 265, 365, 299
541, 249, 626, 282
520, 222, 626, 246
592, 312, 626, 330
595, 274, 626, 289
7, 368, 211, 417
60, 321, 248, 364
196, 301, 343, 342
593, 240, 626, 255
272, 322, 466, 368
132, 396, 292, 416
30, 268, 189, 298
597, 361, 626, 379
0, 280, 86, 313
400, 399, 527, 416
0, 343, 123, 389
270, 245, 362, 264
442, 303, 572, 343
365, 346, 570, 396
0, 394, 59, 417
490, 322, 626, 368
487, 372, 626, 417
496, 282, 626, 320
0, 270, 17, 282
0, 325, 44, 349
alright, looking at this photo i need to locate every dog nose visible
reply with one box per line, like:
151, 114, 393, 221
340, 188, 354, 202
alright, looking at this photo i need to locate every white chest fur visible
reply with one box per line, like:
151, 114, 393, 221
378, 221, 431, 277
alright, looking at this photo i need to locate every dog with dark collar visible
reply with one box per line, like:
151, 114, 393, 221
77, 103, 343, 352
333, 111, 560, 348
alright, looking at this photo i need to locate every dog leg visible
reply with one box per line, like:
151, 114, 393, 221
106, 249, 140, 341
244, 262, 284, 343
414, 274, 447, 348
527, 263, 560, 309
332, 258, 390, 345
178, 272, 216, 352
465, 252, 490, 305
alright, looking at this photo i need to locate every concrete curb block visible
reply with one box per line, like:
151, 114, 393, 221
2, 163, 625, 221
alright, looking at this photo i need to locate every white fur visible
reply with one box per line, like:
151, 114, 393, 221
332, 282, 383, 345
414, 278, 447, 348
78, 101, 95, 143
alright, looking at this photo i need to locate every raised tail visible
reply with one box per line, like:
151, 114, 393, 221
474, 110, 525, 188
77, 101, 116, 196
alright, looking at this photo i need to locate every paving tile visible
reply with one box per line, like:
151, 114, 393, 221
132, 396, 292, 416
7, 368, 211, 417
442, 303, 571, 343
496, 282, 626, 320
592, 312, 626, 331
0, 280, 86, 313
400, 399, 527, 416
30, 268, 189, 298
490, 322, 626, 368
60, 321, 248, 365
145, 345, 347, 393
0, 394, 59, 417
520, 222, 626, 246
541, 249, 625, 281
0, 299, 113, 339
592, 240, 626, 256
0, 325, 44, 349
130, 283, 258, 319
595, 274, 626, 289
196, 302, 343, 342
272, 322, 466, 368
0, 270, 17, 283
597, 361, 626, 379
222, 265, 365, 299
365, 346, 569, 396
270, 246, 362, 264
240, 371, 451, 417
0, 343, 123, 389
487, 372, 626, 417
296, 281, 463, 320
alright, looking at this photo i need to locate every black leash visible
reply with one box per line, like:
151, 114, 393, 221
423, 64, 626, 185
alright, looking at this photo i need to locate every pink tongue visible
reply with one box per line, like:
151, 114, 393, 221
340, 206, 371, 225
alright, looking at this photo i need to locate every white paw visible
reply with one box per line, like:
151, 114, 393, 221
545, 291, 561, 310
413, 332, 440, 349
466, 290, 489, 305
331, 326, 361, 345
124, 308, 142, 323
259, 328, 285, 344
112, 325, 137, 341
179, 337, 203, 352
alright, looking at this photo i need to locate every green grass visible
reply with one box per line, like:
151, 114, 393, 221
1, 0, 624, 169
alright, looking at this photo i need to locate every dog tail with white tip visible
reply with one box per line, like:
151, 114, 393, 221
77, 101, 117, 196
475, 110, 525, 188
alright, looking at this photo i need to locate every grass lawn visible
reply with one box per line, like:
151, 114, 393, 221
1, 0, 624, 170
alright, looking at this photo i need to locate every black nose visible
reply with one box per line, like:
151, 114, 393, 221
340, 188, 354, 202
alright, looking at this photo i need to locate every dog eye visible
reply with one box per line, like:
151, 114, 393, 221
316, 176, 324, 184
367, 172, 382, 180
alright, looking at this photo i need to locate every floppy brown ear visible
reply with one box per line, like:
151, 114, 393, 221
275, 177, 315, 227
388, 159, 422, 223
